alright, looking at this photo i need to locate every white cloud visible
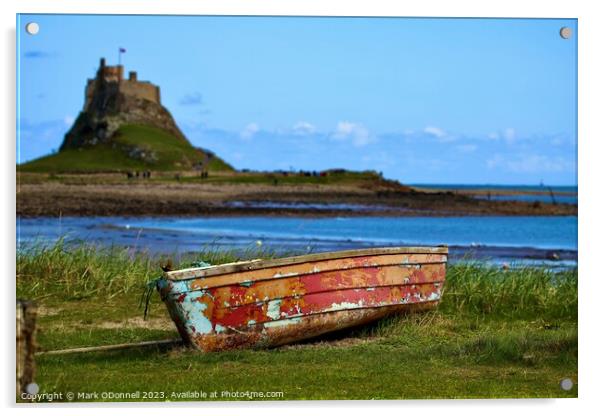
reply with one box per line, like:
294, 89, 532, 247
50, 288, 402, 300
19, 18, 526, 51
483, 128, 520, 143
292, 121, 316, 136
331, 121, 375, 147
332, 121, 357, 138
486, 154, 504, 169
504, 127, 517, 144
487, 154, 573, 173
423, 126, 456, 142
487, 132, 500, 140
240, 122, 259, 140
424, 126, 446, 138
63, 115, 75, 126
507, 155, 572, 173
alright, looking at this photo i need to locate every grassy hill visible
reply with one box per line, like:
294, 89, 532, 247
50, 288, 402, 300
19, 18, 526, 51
18, 124, 233, 173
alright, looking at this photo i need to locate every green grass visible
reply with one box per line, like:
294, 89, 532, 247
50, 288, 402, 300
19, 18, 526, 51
179, 170, 387, 185
17, 169, 394, 188
17, 242, 578, 401
18, 124, 233, 173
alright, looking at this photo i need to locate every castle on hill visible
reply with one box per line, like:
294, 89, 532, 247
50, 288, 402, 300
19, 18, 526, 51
84, 58, 161, 110
60, 57, 188, 150
19, 57, 233, 173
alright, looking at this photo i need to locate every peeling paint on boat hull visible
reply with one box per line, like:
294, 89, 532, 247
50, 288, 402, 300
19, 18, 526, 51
156, 247, 448, 352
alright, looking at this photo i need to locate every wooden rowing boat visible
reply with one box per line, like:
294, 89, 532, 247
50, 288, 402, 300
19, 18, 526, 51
156, 246, 448, 351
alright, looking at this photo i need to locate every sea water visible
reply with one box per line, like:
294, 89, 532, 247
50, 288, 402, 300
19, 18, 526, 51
17, 215, 577, 267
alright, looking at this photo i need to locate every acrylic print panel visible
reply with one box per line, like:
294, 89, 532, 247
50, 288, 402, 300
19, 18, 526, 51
16, 14, 577, 402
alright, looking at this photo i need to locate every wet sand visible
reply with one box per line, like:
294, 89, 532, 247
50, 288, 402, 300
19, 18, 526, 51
17, 178, 577, 218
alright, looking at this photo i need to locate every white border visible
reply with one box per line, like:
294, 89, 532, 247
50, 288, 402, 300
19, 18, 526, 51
3, 1, 601, 415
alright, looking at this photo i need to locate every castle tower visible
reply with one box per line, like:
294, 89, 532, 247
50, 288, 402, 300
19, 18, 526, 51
83, 58, 161, 111
61, 57, 186, 150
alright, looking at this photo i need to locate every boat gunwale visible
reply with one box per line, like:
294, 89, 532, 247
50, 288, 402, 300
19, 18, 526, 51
162, 261, 448, 294
164, 246, 448, 281
163, 278, 447, 311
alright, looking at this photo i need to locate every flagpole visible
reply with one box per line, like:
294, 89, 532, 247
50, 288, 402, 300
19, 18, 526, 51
118, 48, 126, 66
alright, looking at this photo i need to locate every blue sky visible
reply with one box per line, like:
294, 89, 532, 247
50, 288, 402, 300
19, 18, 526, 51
17, 15, 577, 185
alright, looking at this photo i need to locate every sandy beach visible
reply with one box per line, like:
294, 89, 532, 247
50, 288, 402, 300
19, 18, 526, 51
17, 173, 577, 217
